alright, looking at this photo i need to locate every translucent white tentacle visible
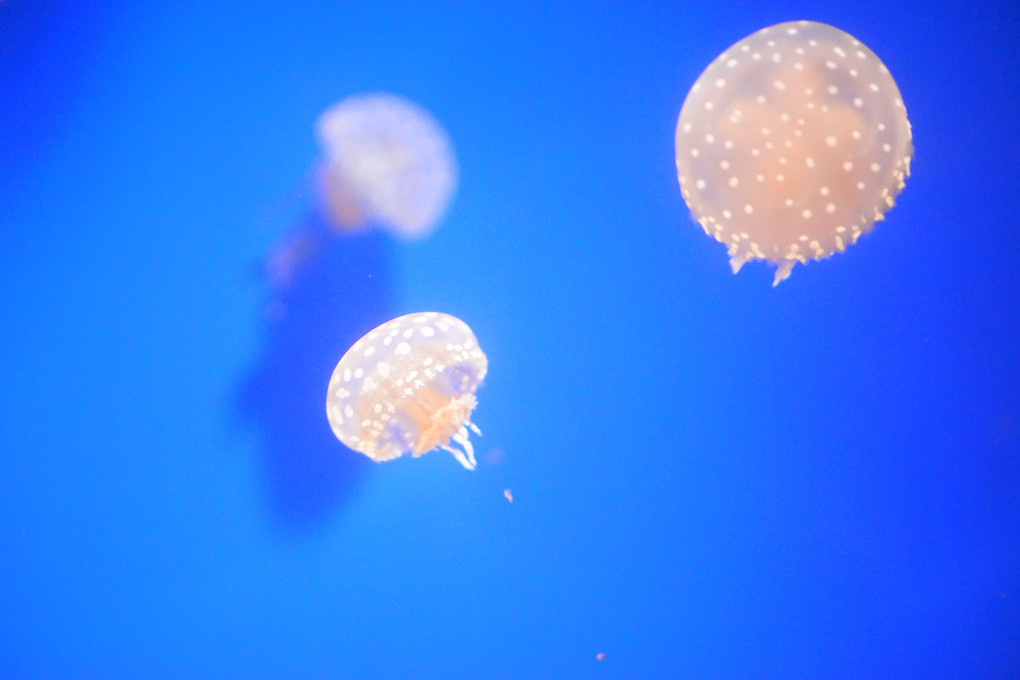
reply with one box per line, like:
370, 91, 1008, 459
772, 259, 795, 286
443, 426, 477, 470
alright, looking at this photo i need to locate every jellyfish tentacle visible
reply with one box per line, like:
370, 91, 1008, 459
772, 260, 796, 286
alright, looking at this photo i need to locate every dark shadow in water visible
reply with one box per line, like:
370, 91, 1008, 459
236, 215, 395, 535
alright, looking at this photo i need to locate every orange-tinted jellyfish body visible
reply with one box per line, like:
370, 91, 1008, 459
326, 312, 487, 470
675, 21, 913, 284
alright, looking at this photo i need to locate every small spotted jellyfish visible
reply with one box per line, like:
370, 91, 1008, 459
326, 312, 488, 470
674, 21, 913, 285
316, 93, 457, 239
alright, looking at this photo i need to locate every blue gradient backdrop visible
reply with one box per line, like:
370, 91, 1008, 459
2, 1, 1018, 677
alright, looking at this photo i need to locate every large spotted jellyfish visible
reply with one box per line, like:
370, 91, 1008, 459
674, 21, 913, 285
326, 312, 487, 470
315, 93, 457, 239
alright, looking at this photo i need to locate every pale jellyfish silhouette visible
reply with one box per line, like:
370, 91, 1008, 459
316, 93, 457, 239
326, 312, 487, 470
675, 21, 913, 285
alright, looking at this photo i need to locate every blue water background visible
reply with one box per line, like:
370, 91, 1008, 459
1, 0, 1018, 677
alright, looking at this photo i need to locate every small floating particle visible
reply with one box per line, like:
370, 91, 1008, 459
503, 489, 513, 503
596, 652, 606, 661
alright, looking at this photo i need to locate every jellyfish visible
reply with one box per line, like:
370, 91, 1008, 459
674, 21, 913, 285
315, 93, 457, 239
325, 312, 487, 470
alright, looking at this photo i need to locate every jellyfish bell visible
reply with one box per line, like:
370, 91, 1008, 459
326, 312, 488, 470
674, 21, 913, 285
315, 93, 458, 240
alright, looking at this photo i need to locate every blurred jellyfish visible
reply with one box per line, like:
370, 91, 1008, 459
326, 312, 488, 470
315, 93, 457, 239
675, 21, 913, 285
